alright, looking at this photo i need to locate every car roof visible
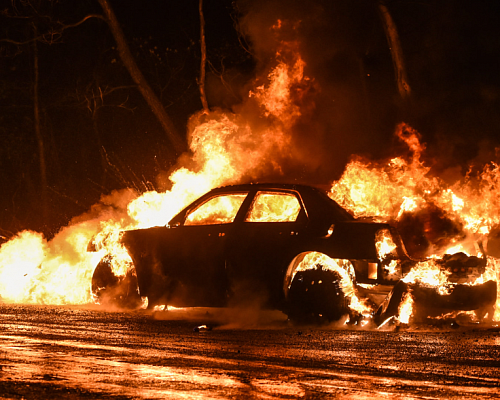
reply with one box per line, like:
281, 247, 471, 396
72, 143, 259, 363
171, 182, 355, 224
207, 182, 315, 192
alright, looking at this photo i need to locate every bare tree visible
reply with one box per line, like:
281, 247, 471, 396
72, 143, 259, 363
198, 0, 209, 113
377, 0, 411, 101
32, 22, 49, 224
0, 5, 52, 227
97, 0, 185, 154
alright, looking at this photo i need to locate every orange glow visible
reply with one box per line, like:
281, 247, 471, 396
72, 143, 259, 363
292, 252, 372, 316
185, 194, 248, 226
398, 292, 414, 324
0, 22, 311, 306
246, 192, 301, 222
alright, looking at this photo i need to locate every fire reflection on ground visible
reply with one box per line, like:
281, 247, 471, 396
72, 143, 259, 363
0, 304, 499, 399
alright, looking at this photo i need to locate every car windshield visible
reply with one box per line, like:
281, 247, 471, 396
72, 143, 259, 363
245, 191, 301, 222
184, 193, 248, 225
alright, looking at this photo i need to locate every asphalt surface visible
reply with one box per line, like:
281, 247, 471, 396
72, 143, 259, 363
0, 304, 499, 399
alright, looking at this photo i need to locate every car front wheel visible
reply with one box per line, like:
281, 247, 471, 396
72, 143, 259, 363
287, 266, 351, 324
91, 256, 142, 309
285, 252, 357, 324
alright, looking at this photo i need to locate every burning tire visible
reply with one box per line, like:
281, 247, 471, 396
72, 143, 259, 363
286, 265, 351, 324
91, 256, 142, 309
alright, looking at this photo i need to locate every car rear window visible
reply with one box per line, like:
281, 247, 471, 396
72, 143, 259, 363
185, 193, 248, 225
245, 192, 301, 222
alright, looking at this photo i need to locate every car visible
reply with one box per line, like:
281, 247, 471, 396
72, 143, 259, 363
91, 183, 497, 325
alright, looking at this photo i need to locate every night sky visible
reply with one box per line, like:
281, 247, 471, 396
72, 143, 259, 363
1, 0, 499, 238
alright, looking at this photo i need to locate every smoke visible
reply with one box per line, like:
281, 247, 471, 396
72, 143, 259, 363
236, 0, 500, 180
233, 0, 406, 184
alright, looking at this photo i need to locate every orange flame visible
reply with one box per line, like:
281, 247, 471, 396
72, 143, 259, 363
0, 22, 498, 325
186, 194, 247, 226
398, 291, 414, 324
330, 123, 500, 321
0, 26, 311, 306
375, 229, 398, 261
246, 192, 301, 223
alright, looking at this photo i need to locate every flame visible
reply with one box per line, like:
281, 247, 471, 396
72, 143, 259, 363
402, 259, 451, 295
375, 229, 397, 261
0, 20, 498, 324
250, 55, 306, 125
0, 222, 104, 304
0, 25, 311, 306
246, 192, 301, 223
0, 231, 46, 302
330, 123, 500, 321
398, 291, 414, 324
185, 194, 247, 226
330, 125, 500, 246
329, 124, 438, 222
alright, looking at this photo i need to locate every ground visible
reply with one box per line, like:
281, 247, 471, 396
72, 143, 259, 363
0, 304, 499, 399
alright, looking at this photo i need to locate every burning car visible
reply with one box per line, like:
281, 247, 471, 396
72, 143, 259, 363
91, 183, 497, 325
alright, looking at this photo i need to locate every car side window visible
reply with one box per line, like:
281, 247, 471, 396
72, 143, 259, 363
245, 191, 301, 222
184, 193, 248, 226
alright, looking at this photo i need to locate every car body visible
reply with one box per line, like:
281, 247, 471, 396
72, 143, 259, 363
93, 183, 497, 324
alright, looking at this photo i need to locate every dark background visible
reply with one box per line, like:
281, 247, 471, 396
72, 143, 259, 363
1, 0, 499, 238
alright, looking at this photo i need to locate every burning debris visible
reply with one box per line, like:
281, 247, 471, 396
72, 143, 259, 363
330, 124, 500, 323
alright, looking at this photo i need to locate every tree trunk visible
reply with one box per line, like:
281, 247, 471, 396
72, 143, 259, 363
377, 0, 411, 101
199, 0, 209, 113
97, 0, 185, 154
33, 23, 49, 225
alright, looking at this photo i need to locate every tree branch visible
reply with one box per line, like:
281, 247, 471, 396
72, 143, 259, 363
97, 0, 185, 155
198, 0, 209, 113
377, 0, 411, 100
0, 14, 105, 45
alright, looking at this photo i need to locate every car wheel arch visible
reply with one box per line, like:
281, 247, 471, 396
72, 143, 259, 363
283, 251, 356, 299
283, 251, 358, 323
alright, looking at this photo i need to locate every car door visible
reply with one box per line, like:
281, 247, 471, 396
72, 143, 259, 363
225, 189, 309, 307
155, 191, 249, 307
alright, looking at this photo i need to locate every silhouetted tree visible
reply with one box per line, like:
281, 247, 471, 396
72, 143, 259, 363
97, 0, 185, 154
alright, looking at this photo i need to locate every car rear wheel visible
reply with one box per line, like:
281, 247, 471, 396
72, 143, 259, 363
91, 256, 142, 309
285, 253, 356, 324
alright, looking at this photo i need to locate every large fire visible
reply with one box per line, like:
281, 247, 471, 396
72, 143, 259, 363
330, 124, 500, 322
0, 27, 307, 306
0, 19, 499, 325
